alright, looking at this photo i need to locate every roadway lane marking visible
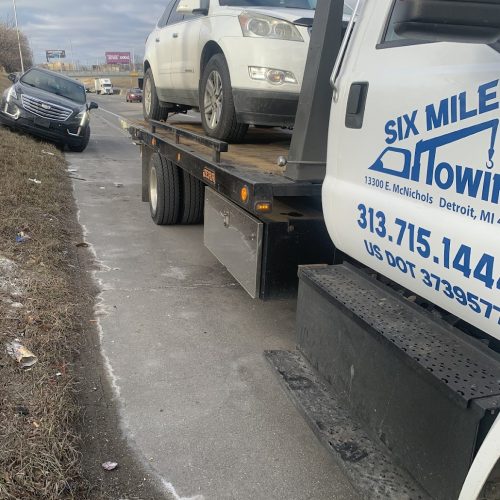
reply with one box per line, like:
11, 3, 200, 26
94, 108, 132, 139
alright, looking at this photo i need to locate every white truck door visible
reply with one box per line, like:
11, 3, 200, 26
323, 0, 500, 339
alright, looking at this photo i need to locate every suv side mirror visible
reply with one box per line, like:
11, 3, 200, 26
176, 0, 207, 14
393, 0, 500, 44
88, 102, 98, 110
8, 73, 18, 83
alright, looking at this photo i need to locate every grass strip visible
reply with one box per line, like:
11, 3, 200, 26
0, 74, 87, 499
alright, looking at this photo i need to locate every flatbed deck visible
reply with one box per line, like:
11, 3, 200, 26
151, 118, 291, 174
128, 117, 322, 215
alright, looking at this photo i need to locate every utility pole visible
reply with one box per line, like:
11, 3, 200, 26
12, 0, 25, 72
69, 39, 76, 71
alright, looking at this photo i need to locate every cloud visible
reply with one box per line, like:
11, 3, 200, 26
0, 1, 166, 64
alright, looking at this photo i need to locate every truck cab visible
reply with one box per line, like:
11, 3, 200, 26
323, 0, 500, 341
94, 78, 114, 95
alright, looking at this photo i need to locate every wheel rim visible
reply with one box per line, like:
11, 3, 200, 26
204, 70, 223, 130
144, 77, 152, 116
149, 164, 158, 214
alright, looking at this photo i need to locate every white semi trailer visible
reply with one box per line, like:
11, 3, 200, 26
94, 78, 113, 95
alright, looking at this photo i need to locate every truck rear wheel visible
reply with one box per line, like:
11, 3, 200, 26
180, 171, 204, 224
149, 154, 180, 225
143, 68, 168, 122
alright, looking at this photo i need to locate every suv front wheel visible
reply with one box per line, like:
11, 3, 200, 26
200, 54, 248, 143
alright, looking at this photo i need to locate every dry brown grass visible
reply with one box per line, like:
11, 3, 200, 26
0, 75, 88, 498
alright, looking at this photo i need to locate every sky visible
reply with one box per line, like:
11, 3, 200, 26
0, 1, 167, 66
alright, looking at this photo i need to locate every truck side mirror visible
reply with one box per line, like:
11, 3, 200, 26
88, 102, 98, 110
8, 73, 18, 83
393, 0, 500, 44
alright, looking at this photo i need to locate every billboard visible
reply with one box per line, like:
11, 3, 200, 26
46, 50, 66, 62
105, 52, 131, 65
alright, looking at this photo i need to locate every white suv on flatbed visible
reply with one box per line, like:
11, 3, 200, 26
143, 0, 351, 142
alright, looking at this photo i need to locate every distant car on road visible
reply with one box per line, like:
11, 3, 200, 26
0, 68, 98, 152
126, 88, 143, 103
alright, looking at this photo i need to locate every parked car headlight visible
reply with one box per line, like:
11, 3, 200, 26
239, 12, 303, 41
76, 110, 89, 126
6, 85, 18, 102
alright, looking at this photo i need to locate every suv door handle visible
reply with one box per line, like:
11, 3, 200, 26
345, 82, 369, 129
155, 37, 160, 42
172, 33, 179, 38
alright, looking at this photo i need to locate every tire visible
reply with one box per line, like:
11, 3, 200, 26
68, 126, 90, 152
143, 68, 169, 122
200, 54, 248, 143
179, 171, 204, 224
149, 153, 181, 225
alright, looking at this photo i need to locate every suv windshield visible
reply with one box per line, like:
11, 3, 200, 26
220, 0, 315, 7
21, 69, 86, 104
219, 0, 353, 11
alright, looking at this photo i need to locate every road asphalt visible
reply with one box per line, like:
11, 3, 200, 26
69, 93, 358, 500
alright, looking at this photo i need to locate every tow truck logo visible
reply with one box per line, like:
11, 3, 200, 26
369, 119, 500, 204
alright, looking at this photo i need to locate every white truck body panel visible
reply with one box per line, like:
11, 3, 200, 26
323, 0, 500, 339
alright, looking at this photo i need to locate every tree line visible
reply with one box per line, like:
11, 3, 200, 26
0, 20, 33, 73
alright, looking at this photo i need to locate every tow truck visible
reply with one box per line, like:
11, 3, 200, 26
126, 0, 500, 498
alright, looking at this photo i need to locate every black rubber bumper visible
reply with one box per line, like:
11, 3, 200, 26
232, 89, 298, 127
0, 112, 86, 146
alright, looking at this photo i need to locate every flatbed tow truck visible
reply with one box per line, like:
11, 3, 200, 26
130, 117, 334, 299
126, 0, 500, 498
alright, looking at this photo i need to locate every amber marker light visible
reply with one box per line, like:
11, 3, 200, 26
152, 138, 157, 146
255, 201, 272, 213
240, 186, 249, 203
176, 153, 181, 161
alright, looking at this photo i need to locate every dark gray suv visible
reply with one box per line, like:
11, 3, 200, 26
0, 68, 98, 152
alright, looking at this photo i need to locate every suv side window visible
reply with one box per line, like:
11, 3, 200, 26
167, 0, 184, 25
158, 0, 176, 27
378, 0, 429, 49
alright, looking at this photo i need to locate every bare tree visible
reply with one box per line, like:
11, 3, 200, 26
0, 20, 33, 73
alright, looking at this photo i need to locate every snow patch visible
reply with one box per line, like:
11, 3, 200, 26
161, 479, 205, 500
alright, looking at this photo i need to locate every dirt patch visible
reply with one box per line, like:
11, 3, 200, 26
0, 75, 165, 499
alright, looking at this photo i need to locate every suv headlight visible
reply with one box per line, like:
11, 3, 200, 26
249, 66, 298, 85
76, 110, 89, 126
238, 12, 303, 41
6, 85, 18, 102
